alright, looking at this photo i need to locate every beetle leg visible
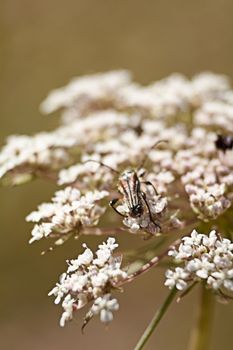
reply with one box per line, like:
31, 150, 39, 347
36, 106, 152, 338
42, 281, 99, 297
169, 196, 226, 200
141, 181, 159, 196
109, 198, 127, 217
137, 168, 146, 178
141, 192, 161, 230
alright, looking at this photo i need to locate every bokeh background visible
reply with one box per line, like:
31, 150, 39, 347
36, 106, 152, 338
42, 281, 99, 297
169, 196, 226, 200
1, 1, 233, 349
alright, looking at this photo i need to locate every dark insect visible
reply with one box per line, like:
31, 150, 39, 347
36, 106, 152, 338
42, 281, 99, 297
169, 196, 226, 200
110, 168, 161, 230
134, 123, 143, 136
215, 134, 233, 152
84, 140, 167, 231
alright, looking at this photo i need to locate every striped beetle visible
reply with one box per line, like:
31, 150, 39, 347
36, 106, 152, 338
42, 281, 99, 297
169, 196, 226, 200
84, 140, 167, 231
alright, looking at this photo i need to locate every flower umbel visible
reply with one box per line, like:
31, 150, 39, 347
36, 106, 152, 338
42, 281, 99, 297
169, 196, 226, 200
48, 237, 127, 327
26, 187, 109, 244
1, 70, 233, 349
165, 230, 233, 296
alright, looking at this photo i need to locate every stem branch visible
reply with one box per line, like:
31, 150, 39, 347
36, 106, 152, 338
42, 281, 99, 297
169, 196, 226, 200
119, 239, 181, 287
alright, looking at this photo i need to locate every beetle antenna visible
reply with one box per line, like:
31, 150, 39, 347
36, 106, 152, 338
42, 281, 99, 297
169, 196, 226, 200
138, 139, 168, 170
82, 160, 120, 174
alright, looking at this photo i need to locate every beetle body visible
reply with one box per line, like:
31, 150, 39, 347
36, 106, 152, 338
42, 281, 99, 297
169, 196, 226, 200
215, 134, 233, 152
83, 139, 167, 231
118, 169, 144, 218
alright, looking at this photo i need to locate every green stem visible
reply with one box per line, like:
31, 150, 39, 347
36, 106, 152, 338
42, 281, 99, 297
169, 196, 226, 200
134, 288, 177, 350
188, 284, 215, 350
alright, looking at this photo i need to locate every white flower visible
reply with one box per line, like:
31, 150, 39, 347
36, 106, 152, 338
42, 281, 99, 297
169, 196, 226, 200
165, 268, 189, 290
0, 133, 70, 180
40, 70, 131, 115
48, 273, 68, 304
165, 230, 233, 295
49, 238, 126, 327
29, 223, 53, 244
58, 161, 102, 185
194, 101, 233, 132
27, 188, 109, 243
67, 245, 94, 273
191, 72, 230, 105
93, 238, 118, 266
59, 295, 76, 327
26, 203, 56, 222
91, 294, 119, 323
53, 187, 81, 204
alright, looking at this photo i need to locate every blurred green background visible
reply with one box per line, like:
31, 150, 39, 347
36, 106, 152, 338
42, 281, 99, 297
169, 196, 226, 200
1, 1, 233, 349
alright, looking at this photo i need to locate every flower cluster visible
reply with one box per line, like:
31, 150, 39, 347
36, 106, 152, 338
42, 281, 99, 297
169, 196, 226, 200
1, 70, 233, 332
26, 187, 109, 244
0, 134, 70, 182
1, 71, 233, 224
58, 155, 115, 189
40, 70, 131, 119
114, 72, 230, 119
194, 101, 233, 133
0, 110, 134, 184
48, 237, 127, 327
165, 230, 233, 295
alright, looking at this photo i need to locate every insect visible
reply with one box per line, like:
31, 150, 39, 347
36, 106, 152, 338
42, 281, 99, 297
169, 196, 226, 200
110, 168, 161, 230
84, 140, 167, 231
215, 134, 233, 152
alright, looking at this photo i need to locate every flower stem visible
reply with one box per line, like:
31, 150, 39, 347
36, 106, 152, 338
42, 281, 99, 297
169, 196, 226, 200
188, 284, 215, 350
134, 288, 177, 350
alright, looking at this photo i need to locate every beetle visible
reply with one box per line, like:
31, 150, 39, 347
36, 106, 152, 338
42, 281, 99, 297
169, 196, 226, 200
215, 134, 233, 152
109, 167, 161, 229
83, 140, 167, 230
